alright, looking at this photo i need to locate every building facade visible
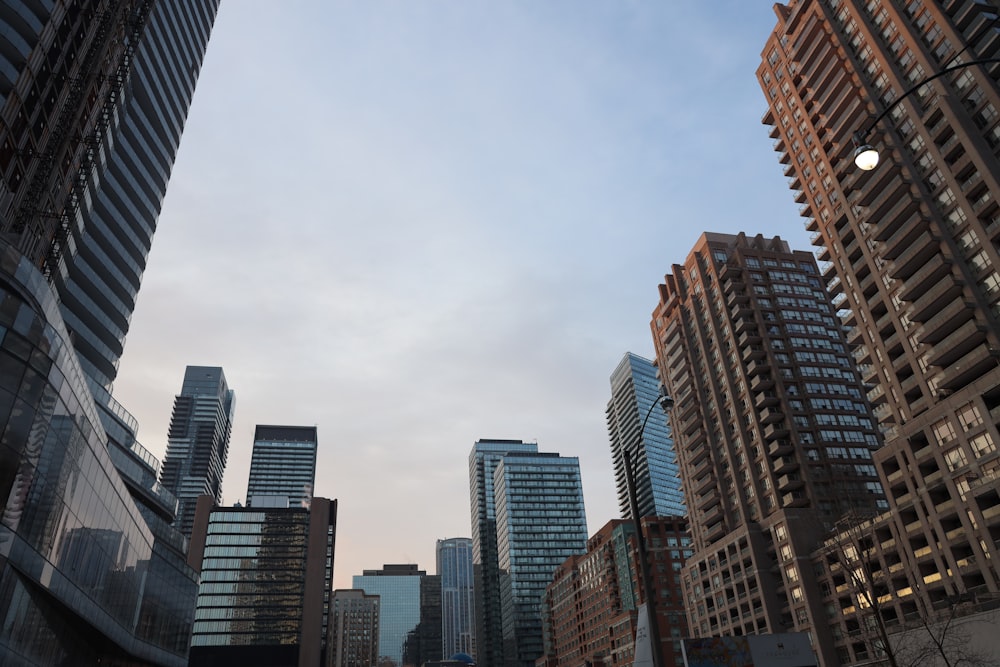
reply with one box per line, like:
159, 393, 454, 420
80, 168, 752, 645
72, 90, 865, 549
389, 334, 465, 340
247, 425, 319, 508
159, 365, 235, 538
650, 233, 886, 665
187, 496, 338, 667
491, 446, 589, 667
329, 590, 380, 667
469, 439, 540, 667
404, 573, 443, 667
352, 564, 426, 667
541, 518, 691, 667
760, 1, 1000, 664
0, 1, 219, 664
606, 352, 685, 519
437, 537, 476, 660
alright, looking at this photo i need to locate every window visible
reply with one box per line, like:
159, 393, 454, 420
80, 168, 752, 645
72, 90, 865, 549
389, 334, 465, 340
957, 403, 984, 431
932, 418, 958, 444
970, 432, 995, 457
944, 446, 968, 471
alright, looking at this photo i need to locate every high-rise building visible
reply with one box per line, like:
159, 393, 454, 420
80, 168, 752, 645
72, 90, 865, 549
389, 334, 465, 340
404, 574, 443, 667
159, 365, 235, 537
760, 3, 1000, 664
437, 537, 476, 660
607, 352, 686, 519
353, 564, 426, 667
541, 518, 691, 667
468, 439, 589, 667
247, 425, 319, 508
187, 496, 338, 667
0, 2, 219, 665
650, 232, 886, 665
329, 590, 380, 667
468, 439, 539, 667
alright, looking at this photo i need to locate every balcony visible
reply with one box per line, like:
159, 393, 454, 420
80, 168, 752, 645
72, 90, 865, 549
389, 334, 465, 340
773, 456, 799, 474
937, 343, 997, 392
746, 359, 770, 376
694, 475, 715, 495
778, 474, 805, 492
781, 492, 809, 508
916, 296, 974, 345
755, 392, 779, 409
759, 406, 784, 424
742, 345, 766, 362
768, 440, 794, 457
889, 230, 941, 280
872, 198, 921, 243
881, 216, 930, 261
907, 274, 965, 325
898, 253, 953, 302
738, 330, 761, 346
927, 318, 986, 368
763, 422, 790, 441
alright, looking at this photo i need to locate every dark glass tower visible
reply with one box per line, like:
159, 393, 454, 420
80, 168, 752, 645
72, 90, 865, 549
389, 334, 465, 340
160, 365, 235, 538
247, 425, 319, 509
606, 352, 686, 519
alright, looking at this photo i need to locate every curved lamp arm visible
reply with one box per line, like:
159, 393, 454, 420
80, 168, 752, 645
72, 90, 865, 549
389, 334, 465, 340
852, 58, 1000, 170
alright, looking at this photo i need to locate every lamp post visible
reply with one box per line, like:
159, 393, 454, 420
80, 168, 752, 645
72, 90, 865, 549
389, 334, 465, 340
622, 389, 674, 667
852, 57, 1000, 170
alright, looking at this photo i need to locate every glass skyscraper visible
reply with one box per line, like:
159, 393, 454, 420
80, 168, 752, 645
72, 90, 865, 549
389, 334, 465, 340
606, 352, 686, 519
0, 1, 220, 665
247, 425, 319, 508
437, 537, 476, 659
468, 440, 588, 667
187, 497, 338, 667
160, 365, 235, 538
353, 564, 426, 667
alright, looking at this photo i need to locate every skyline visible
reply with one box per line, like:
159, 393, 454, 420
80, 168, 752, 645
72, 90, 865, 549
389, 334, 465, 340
111, 2, 812, 589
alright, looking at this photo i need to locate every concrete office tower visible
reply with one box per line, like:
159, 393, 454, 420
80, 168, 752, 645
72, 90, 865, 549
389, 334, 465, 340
159, 365, 235, 537
650, 233, 886, 664
353, 564, 426, 667
187, 496, 338, 667
437, 538, 476, 659
761, 3, 1000, 662
607, 352, 686, 519
329, 590, 380, 667
0, 2, 219, 665
248, 425, 319, 508
468, 439, 589, 667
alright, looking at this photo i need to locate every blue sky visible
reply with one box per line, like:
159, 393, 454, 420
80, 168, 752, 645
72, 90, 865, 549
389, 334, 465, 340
114, 1, 810, 589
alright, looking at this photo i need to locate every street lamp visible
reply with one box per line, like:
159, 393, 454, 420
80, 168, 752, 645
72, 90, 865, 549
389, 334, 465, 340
851, 58, 1000, 170
622, 388, 674, 667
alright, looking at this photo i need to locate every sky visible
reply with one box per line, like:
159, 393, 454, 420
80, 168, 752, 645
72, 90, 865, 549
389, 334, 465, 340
112, 1, 813, 590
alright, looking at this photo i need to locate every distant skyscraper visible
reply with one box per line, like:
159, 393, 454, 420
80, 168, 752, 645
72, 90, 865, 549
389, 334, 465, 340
353, 564, 426, 667
469, 439, 539, 667
0, 2, 220, 665
329, 590, 380, 667
187, 496, 338, 667
159, 365, 235, 537
650, 232, 885, 665
606, 352, 685, 519
437, 538, 476, 659
247, 425, 319, 508
469, 439, 588, 667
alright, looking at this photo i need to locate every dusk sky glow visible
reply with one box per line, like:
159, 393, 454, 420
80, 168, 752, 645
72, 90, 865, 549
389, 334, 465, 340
112, 1, 813, 589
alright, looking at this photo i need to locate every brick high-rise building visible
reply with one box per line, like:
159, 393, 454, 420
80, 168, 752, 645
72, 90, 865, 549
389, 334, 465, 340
651, 232, 885, 665
760, 2, 1000, 663
541, 518, 691, 667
